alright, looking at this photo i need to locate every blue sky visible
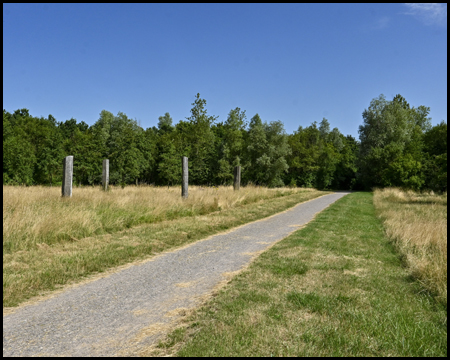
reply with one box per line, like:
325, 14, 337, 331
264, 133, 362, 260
3, 3, 447, 139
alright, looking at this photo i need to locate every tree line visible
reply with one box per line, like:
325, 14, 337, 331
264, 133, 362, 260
3, 93, 447, 192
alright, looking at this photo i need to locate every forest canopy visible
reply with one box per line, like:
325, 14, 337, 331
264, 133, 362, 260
3, 93, 447, 192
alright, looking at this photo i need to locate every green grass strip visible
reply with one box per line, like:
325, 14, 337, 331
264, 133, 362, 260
156, 192, 446, 357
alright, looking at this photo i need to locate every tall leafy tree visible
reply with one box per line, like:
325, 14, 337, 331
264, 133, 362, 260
36, 115, 64, 186
245, 114, 290, 187
316, 142, 338, 189
358, 94, 430, 190
331, 135, 359, 190
158, 141, 181, 187
223, 107, 247, 163
157, 112, 174, 134
108, 112, 145, 186
184, 93, 218, 184
319, 117, 330, 141
91, 110, 115, 159
422, 121, 447, 192
215, 107, 247, 184
138, 127, 158, 185
286, 122, 321, 188
59, 118, 103, 186
3, 109, 37, 185
264, 120, 291, 187
244, 114, 268, 184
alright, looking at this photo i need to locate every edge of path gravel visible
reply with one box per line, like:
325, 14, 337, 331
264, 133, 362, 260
3, 191, 342, 317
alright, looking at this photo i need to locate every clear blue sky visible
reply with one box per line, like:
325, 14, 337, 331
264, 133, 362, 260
3, 3, 447, 139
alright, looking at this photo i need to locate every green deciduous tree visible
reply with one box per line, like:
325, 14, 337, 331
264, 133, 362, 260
3, 110, 37, 185
331, 135, 359, 190
107, 112, 145, 187
422, 121, 447, 192
214, 107, 247, 185
157, 112, 174, 135
287, 122, 321, 188
358, 94, 431, 190
245, 114, 290, 187
184, 93, 218, 185
36, 120, 64, 186
158, 141, 181, 187
223, 107, 247, 163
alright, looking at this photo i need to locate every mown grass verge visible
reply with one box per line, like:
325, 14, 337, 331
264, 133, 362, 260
3, 187, 326, 309
149, 192, 447, 357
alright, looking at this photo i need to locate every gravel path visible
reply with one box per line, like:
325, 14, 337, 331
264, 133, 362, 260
3, 192, 350, 357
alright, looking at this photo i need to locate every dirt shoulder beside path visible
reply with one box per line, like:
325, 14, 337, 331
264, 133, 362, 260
3, 192, 350, 357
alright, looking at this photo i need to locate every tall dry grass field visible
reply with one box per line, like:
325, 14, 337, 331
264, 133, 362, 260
373, 188, 447, 304
3, 184, 305, 253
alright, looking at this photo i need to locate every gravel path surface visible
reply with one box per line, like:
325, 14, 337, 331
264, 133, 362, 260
3, 192, 350, 357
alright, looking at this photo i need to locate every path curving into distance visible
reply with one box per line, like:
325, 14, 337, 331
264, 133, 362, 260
3, 192, 350, 357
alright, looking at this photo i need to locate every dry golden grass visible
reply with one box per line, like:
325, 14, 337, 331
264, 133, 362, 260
3, 184, 307, 252
373, 188, 447, 304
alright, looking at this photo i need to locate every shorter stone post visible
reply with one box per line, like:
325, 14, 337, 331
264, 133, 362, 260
182, 156, 188, 199
102, 159, 109, 191
62, 156, 73, 197
233, 166, 241, 191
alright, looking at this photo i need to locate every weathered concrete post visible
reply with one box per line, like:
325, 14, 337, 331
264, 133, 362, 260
182, 156, 188, 199
233, 166, 241, 191
62, 156, 73, 197
102, 159, 109, 191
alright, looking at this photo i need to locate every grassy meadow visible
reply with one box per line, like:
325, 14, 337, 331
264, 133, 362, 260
146, 192, 446, 357
373, 188, 447, 305
3, 184, 326, 308
4, 184, 307, 252
4, 186, 446, 356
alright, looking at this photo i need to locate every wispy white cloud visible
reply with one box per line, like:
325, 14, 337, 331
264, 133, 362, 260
403, 3, 447, 26
373, 16, 390, 30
